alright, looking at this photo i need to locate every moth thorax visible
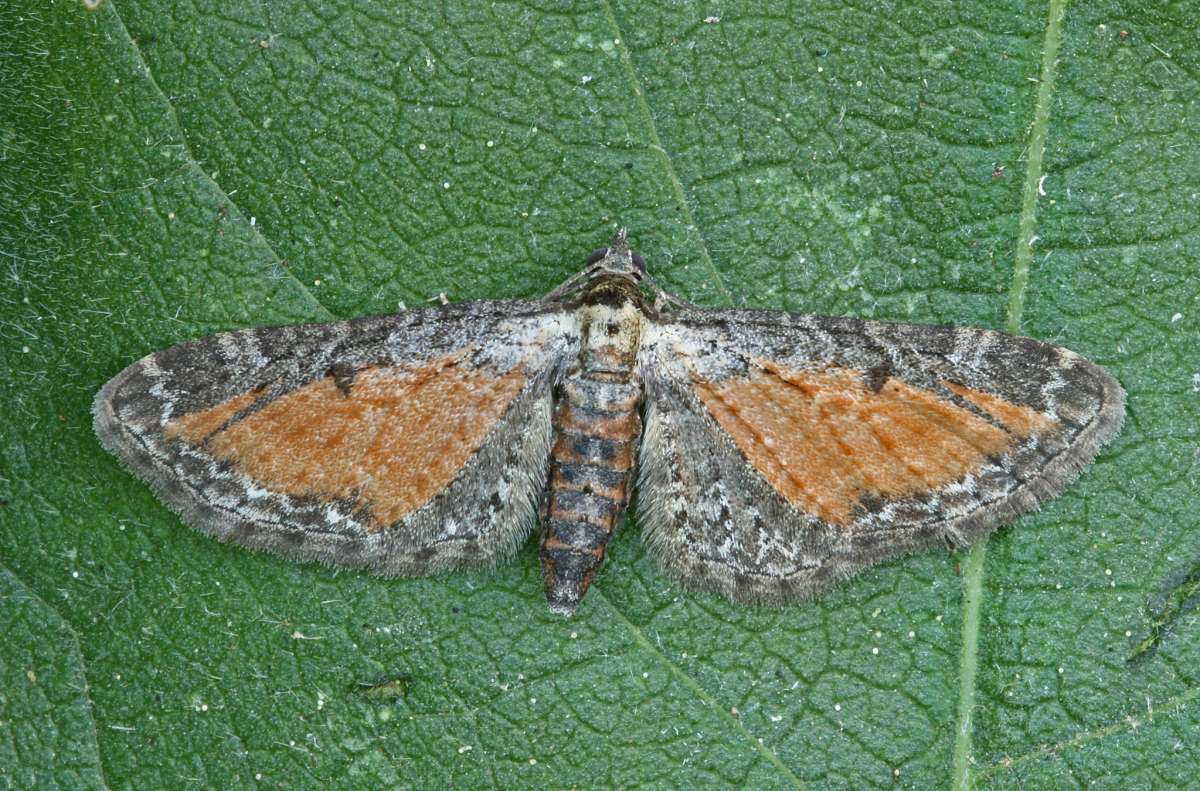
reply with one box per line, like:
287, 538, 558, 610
578, 302, 643, 375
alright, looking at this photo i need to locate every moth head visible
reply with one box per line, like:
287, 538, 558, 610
585, 228, 646, 284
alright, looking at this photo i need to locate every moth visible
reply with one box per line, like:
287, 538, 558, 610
94, 231, 1124, 615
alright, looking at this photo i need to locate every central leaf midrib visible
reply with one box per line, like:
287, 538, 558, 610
951, 1, 1069, 788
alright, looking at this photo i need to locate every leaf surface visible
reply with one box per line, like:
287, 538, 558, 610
1, 1, 1196, 788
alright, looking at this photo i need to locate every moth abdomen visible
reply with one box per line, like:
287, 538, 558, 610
541, 349, 644, 615
537, 290, 643, 619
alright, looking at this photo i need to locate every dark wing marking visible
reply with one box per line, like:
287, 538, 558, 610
636, 309, 1124, 604
94, 301, 578, 574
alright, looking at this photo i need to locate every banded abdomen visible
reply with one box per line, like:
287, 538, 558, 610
541, 300, 644, 614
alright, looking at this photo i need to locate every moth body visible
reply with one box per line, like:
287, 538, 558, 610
542, 273, 647, 613
94, 229, 1125, 616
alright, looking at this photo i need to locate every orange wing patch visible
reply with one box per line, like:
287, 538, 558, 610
167, 389, 262, 439
943, 381, 1059, 437
692, 361, 1060, 526
166, 357, 526, 528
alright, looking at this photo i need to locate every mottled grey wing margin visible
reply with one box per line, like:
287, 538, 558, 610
636, 309, 1125, 605
94, 301, 576, 576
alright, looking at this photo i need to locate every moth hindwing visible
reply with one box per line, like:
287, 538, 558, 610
95, 230, 1124, 615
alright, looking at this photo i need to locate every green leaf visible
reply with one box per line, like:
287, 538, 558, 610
2, 0, 1196, 788
0, 570, 104, 790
